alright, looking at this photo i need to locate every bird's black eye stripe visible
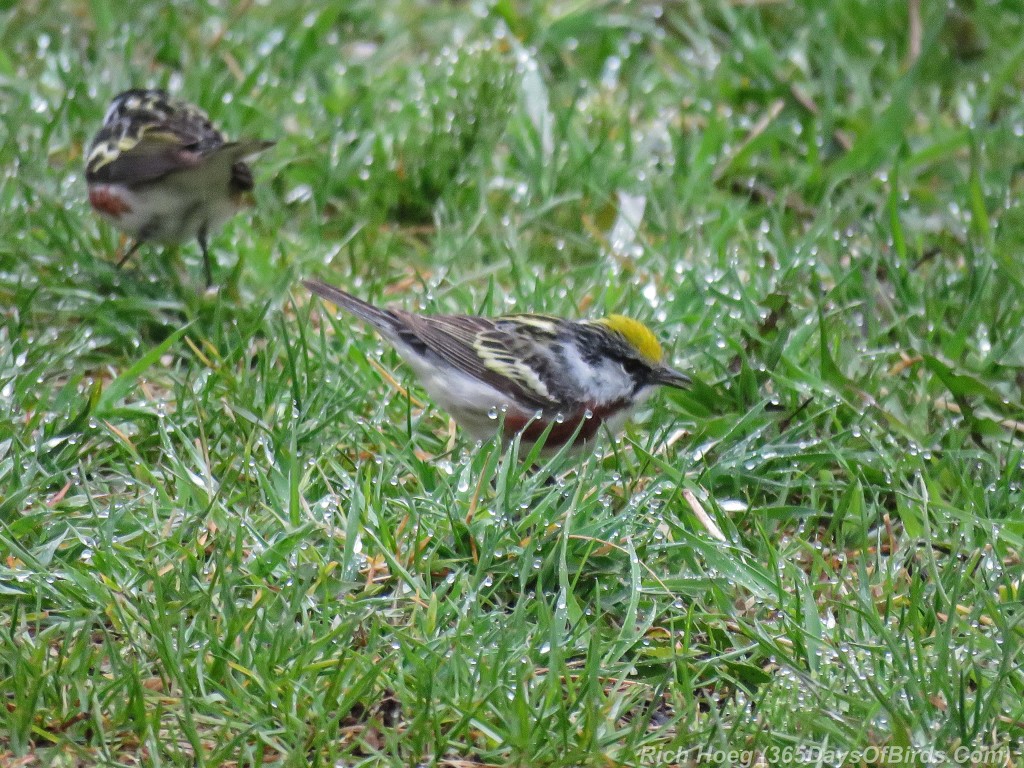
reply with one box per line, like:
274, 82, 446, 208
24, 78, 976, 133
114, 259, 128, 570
618, 354, 652, 382
621, 355, 645, 373
576, 329, 651, 379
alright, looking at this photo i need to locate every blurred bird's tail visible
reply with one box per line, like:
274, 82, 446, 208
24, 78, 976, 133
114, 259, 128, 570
303, 279, 403, 334
220, 139, 275, 162
219, 140, 274, 192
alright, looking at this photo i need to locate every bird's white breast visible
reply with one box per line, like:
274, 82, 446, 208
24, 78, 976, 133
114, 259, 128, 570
88, 161, 240, 245
559, 343, 635, 405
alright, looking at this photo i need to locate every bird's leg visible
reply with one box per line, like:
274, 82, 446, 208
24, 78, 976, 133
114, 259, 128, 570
115, 239, 143, 269
198, 225, 213, 288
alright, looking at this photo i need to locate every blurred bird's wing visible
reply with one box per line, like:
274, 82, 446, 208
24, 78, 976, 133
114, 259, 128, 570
86, 90, 272, 186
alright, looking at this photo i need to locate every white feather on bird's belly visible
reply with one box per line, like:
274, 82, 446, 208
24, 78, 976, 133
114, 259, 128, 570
387, 337, 530, 440
89, 159, 239, 245
90, 183, 238, 244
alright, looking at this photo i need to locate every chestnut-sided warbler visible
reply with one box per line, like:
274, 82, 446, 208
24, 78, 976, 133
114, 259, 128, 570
85, 88, 273, 286
304, 279, 691, 451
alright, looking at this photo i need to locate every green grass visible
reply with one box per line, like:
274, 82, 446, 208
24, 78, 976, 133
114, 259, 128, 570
2, 0, 1023, 765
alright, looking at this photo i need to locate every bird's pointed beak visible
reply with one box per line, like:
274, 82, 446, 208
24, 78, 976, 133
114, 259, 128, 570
655, 365, 692, 390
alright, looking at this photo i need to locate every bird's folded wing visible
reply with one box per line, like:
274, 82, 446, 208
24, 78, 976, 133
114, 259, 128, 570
85, 129, 205, 185
404, 315, 563, 411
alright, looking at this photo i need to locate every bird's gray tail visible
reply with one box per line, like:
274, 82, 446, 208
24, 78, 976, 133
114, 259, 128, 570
214, 138, 275, 164
202, 139, 274, 193
303, 279, 402, 333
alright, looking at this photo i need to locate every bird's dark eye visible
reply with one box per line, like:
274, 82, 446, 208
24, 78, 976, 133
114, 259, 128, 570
619, 356, 650, 385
